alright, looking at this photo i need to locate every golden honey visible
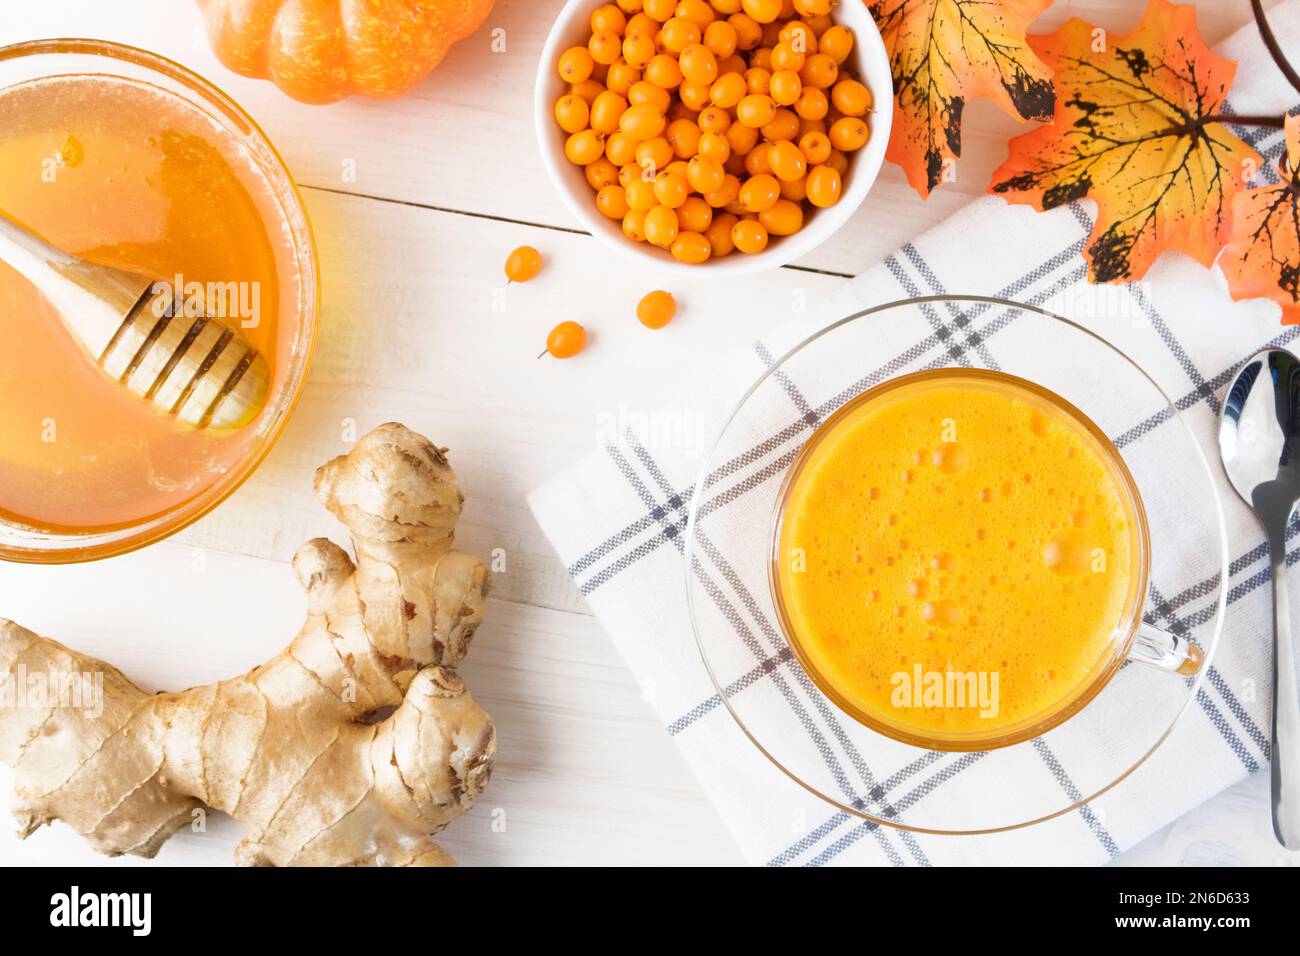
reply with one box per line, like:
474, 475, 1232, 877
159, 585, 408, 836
0, 71, 299, 534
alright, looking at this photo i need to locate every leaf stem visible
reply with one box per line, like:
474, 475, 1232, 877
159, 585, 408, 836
1253, 0, 1300, 97
1204, 113, 1287, 128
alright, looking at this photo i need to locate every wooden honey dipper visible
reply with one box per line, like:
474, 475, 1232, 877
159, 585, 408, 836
0, 214, 269, 430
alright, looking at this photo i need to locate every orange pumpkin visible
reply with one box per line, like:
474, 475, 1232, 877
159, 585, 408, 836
196, 0, 496, 104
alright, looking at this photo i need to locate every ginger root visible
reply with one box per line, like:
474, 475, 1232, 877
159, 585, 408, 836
0, 423, 494, 866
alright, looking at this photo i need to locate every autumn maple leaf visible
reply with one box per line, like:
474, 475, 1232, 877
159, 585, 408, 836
1220, 115, 1300, 323
869, 0, 1055, 198
989, 0, 1261, 284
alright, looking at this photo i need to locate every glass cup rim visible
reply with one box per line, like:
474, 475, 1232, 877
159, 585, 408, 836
682, 293, 1230, 834
767, 366, 1154, 752
0, 37, 320, 564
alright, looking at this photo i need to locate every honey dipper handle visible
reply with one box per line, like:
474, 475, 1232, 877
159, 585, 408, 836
0, 212, 153, 356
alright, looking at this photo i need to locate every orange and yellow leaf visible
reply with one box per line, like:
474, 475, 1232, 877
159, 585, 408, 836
1221, 115, 1300, 323
989, 0, 1260, 284
870, 0, 1055, 198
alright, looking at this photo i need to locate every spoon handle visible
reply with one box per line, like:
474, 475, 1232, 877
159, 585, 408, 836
1266, 520, 1300, 848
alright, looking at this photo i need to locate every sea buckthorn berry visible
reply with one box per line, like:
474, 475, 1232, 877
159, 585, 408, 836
620, 161, 640, 187
779, 173, 807, 201
827, 148, 849, 174
831, 78, 872, 116
620, 102, 668, 139
607, 62, 641, 95
618, 0, 644, 12
559, 46, 595, 83
768, 139, 807, 181
597, 184, 631, 218
653, 169, 690, 207
711, 0, 743, 13
761, 108, 800, 141
666, 118, 702, 158
744, 141, 774, 175
628, 79, 672, 111
665, 158, 691, 177
637, 289, 678, 327
625, 177, 658, 210
718, 53, 747, 75
729, 12, 763, 49
705, 212, 738, 255
739, 172, 780, 211
678, 80, 713, 111
592, 4, 629, 33
660, 16, 702, 52
798, 115, 827, 137
698, 130, 731, 163
646, 53, 684, 88
679, 0, 716, 26
623, 32, 656, 67
759, 197, 803, 234
677, 194, 714, 231
703, 20, 738, 57
741, 0, 782, 24
644, 204, 680, 247
726, 121, 759, 154
745, 67, 772, 94
732, 217, 769, 252
623, 207, 649, 241
799, 52, 838, 88
769, 69, 802, 105
736, 93, 777, 127
605, 130, 640, 164
707, 72, 748, 109
687, 154, 726, 193
828, 115, 869, 151
636, 136, 674, 173
586, 157, 620, 190
704, 173, 742, 207
698, 104, 731, 133
555, 94, 590, 134
627, 11, 660, 35
805, 163, 842, 207
770, 41, 805, 72
504, 245, 541, 281
818, 24, 854, 64
793, 0, 831, 16
805, 13, 833, 35
779, 20, 816, 53
590, 90, 630, 133
671, 231, 712, 263
565, 129, 606, 164
544, 321, 586, 359
589, 31, 623, 66
679, 43, 719, 84
798, 130, 832, 164
749, 47, 772, 71
794, 86, 828, 119
645, 0, 676, 20
569, 78, 605, 104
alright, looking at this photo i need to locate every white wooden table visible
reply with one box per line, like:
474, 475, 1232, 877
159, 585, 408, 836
0, 0, 1292, 867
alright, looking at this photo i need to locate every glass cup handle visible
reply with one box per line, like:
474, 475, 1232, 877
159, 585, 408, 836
1128, 622, 1203, 676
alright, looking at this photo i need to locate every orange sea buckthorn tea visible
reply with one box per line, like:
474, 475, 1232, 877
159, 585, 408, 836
773, 370, 1149, 749
0, 71, 302, 536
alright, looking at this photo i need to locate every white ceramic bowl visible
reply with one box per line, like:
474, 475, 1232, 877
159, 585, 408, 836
534, 0, 893, 277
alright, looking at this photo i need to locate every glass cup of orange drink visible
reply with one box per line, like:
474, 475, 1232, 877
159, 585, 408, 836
771, 367, 1202, 751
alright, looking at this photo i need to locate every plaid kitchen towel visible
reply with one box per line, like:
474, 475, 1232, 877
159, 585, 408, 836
528, 5, 1300, 865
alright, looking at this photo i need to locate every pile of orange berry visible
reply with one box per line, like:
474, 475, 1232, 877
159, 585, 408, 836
553, 0, 871, 264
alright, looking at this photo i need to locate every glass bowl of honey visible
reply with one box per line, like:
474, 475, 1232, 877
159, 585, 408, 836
0, 39, 318, 562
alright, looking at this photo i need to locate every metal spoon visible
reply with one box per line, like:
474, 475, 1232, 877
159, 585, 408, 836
1220, 348, 1300, 849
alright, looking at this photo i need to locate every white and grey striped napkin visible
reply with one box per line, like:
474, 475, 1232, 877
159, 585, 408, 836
528, 5, 1300, 865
